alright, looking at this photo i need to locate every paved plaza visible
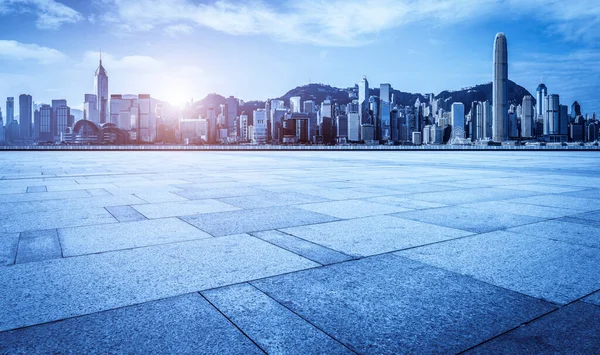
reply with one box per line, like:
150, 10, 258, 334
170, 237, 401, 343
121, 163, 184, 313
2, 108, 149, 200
0, 151, 600, 354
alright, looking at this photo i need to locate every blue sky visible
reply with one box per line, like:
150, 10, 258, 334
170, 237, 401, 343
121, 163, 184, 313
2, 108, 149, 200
1, 0, 599, 115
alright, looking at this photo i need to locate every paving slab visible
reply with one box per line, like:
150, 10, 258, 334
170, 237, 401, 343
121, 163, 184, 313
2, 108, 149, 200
16, 229, 62, 264
296, 199, 411, 219
0, 208, 118, 233
509, 194, 600, 212
0, 190, 90, 203
132, 199, 240, 219
133, 191, 189, 203
398, 231, 600, 304
405, 187, 541, 205
26, 186, 47, 193
182, 206, 339, 237
251, 230, 354, 265
584, 291, 600, 306
175, 187, 264, 200
281, 215, 472, 257
393, 205, 544, 233
203, 283, 352, 355
59, 218, 213, 256
365, 195, 448, 210
0, 234, 317, 331
559, 188, 600, 200
0, 233, 19, 266
0, 293, 262, 354
219, 192, 330, 209
461, 200, 581, 219
495, 183, 587, 194
105, 205, 147, 222
508, 220, 600, 249
0, 194, 147, 216
466, 302, 600, 354
85, 188, 112, 197
252, 254, 554, 354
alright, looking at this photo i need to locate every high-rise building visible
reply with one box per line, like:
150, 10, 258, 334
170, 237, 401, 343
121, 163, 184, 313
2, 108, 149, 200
521, 96, 534, 138
19, 94, 33, 139
95, 52, 109, 124
226, 96, 237, 138
482, 101, 492, 139
39, 104, 53, 141
492, 32, 508, 142
545, 94, 560, 135
84, 94, 99, 124
559, 104, 569, 136
51, 99, 67, 139
450, 102, 465, 139
0, 112, 4, 143
54, 103, 71, 141
290, 96, 301, 113
358, 76, 369, 124
571, 101, 581, 117
252, 109, 267, 144
239, 113, 248, 141
6, 97, 14, 125
138, 94, 157, 143
347, 99, 360, 141
536, 83, 548, 118
303, 100, 315, 114
379, 84, 391, 141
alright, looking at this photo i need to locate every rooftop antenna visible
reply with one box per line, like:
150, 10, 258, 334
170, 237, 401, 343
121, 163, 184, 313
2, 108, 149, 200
100, 49, 102, 65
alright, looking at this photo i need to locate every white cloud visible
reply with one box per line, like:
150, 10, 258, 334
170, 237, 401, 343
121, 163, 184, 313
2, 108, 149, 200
164, 24, 193, 37
95, 0, 600, 46
0, 0, 83, 29
0, 40, 66, 64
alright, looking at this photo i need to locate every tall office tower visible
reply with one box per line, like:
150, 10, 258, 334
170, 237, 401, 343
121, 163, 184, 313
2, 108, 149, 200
545, 94, 560, 135
492, 32, 508, 142
320, 99, 333, 121
95, 52, 109, 124
84, 94, 99, 123
572, 101, 581, 117
358, 76, 369, 124
19, 94, 33, 139
290, 96, 301, 113
239, 113, 248, 141
252, 109, 267, 144
521, 95, 534, 138
450, 102, 465, 139
6, 97, 14, 125
51, 99, 67, 138
54, 104, 70, 141
303, 100, 315, 114
536, 82, 547, 118
559, 104, 569, 136
482, 101, 492, 139
0, 111, 4, 143
38, 104, 52, 141
469, 101, 483, 141
33, 109, 40, 141
226, 96, 237, 138
138, 94, 156, 143
379, 84, 391, 141
347, 99, 360, 141
110, 95, 124, 129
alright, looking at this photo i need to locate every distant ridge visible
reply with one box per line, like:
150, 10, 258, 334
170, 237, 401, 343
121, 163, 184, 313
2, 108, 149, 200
191, 81, 533, 117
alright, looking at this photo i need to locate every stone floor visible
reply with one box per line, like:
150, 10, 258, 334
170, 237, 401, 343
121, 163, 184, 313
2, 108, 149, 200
1, 151, 599, 354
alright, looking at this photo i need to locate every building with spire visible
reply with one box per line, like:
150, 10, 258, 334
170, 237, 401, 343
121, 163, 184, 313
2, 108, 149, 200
95, 51, 109, 124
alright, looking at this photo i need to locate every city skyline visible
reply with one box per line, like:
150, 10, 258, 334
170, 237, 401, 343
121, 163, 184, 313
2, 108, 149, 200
1, 0, 599, 115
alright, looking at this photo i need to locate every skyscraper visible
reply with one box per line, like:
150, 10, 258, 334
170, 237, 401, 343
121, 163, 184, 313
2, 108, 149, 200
536, 82, 547, 118
95, 52, 109, 124
451, 102, 465, 139
290, 96, 301, 113
39, 104, 53, 141
19, 94, 32, 139
521, 95, 534, 138
358, 76, 369, 124
492, 33, 508, 142
545, 94, 560, 135
226, 96, 237, 138
6, 97, 14, 125
84, 94, 99, 123
379, 84, 391, 141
